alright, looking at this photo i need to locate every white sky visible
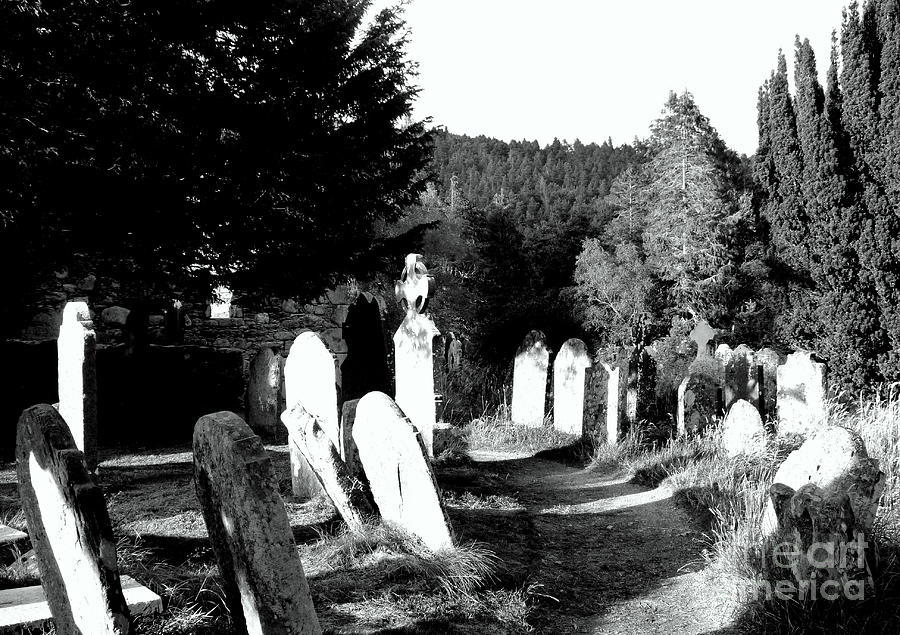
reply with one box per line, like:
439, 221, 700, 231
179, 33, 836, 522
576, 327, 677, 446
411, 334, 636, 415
368, 0, 850, 156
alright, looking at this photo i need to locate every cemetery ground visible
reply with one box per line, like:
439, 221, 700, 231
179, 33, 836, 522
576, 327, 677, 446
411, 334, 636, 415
3, 400, 900, 634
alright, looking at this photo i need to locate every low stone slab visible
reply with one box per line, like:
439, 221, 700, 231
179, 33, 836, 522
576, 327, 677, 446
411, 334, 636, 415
16, 404, 131, 634
193, 411, 321, 635
0, 576, 161, 633
281, 404, 374, 533
353, 392, 453, 551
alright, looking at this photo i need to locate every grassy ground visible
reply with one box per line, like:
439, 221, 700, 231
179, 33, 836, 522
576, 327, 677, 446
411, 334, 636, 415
0, 411, 578, 634
589, 395, 900, 634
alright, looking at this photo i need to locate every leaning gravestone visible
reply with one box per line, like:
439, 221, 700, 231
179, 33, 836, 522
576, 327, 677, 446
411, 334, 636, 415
553, 338, 592, 435
776, 350, 827, 435
756, 347, 784, 422
721, 399, 767, 457
511, 330, 551, 427
57, 301, 98, 471
284, 332, 338, 499
247, 347, 283, 438
281, 403, 374, 533
761, 426, 884, 537
393, 254, 440, 456
193, 412, 321, 635
16, 404, 131, 634
353, 392, 453, 551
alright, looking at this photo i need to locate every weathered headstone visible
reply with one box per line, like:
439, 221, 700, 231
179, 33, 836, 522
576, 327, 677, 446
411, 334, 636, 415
689, 320, 717, 361
16, 404, 131, 634
393, 254, 440, 455
756, 347, 785, 423
247, 347, 283, 438
353, 392, 453, 551
284, 332, 338, 499
281, 403, 374, 533
511, 330, 551, 427
719, 344, 756, 410
776, 350, 827, 435
721, 399, 767, 457
340, 294, 391, 402
193, 411, 321, 635
553, 338, 591, 435
57, 301, 98, 471
446, 332, 462, 372
603, 360, 628, 444
761, 426, 884, 536
677, 371, 718, 436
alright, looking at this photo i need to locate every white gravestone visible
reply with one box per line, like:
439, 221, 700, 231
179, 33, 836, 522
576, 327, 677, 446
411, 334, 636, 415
512, 330, 551, 427
57, 301, 98, 471
393, 254, 440, 456
553, 338, 591, 435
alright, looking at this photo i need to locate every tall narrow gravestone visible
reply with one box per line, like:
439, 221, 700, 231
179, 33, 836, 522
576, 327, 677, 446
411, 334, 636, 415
553, 338, 591, 435
57, 301, 98, 471
284, 332, 337, 499
777, 350, 828, 436
193, 412, 321, 635
353, 392, 453, 552
16, 404, 131, 634
756, 347, 785, 422
247, 347, 283, 438
393, 254, 440, 456
512, 330, 551, 427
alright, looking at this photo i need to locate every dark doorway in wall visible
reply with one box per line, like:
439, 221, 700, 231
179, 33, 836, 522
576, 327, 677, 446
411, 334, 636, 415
340, 294, 390, 403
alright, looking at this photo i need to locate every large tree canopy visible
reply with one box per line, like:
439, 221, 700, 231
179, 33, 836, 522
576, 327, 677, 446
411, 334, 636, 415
0, 0, 430, 325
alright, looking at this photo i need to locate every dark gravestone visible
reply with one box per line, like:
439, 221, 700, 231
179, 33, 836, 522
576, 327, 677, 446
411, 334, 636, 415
16, 404, 131, 634
340, 294, 390, 403
193, 411, 321, 635
0, 340, 57, 462
246, 347, 283, 439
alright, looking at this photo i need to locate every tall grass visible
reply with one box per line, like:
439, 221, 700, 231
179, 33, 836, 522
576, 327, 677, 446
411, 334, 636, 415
463, 405, 581, 455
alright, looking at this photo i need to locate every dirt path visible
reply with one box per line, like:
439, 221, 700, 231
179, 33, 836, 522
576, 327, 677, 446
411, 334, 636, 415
466, 450, 741, 635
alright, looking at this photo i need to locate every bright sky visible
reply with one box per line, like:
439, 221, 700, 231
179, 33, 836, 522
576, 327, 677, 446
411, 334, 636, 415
368, 0, 850, 156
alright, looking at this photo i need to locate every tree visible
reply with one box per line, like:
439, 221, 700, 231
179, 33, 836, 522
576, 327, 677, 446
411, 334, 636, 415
0, 0, 431, 330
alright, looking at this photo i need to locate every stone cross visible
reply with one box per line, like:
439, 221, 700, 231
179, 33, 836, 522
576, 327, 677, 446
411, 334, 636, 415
57, 301, 98, 471
193, 411, 321, 634
393, 254, 440, 456
689, 320, 717, 361
16, 404, 131, 634
553, 338, 591, 435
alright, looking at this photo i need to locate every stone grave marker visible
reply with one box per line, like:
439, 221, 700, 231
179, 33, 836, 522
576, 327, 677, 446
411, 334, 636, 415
281, 403, 374, 533
393, 254, 440, 456
511, 330, 551, 427
553, 338, 591, 435
284, 331, 339, 499
689, 320, 717, 361
16, 404, 131, 634
677, 371, 718, 436
193, 411, 321, 635
446, 332, 462, 372
721, 344, 756, 410
57, 301, 98, 471
353, 392, 453, 551
721, 399, 767, 457
776, 350, 827, 435
247, 347, 283, 438
756, 347, 784, 422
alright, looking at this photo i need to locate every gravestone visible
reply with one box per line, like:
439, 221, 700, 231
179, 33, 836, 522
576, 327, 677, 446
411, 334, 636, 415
756, 347, 784, 422
776, 350, 827, 435
247, 347, 283, 438
340, 399, 361, 478
164, 300, 185, 344
721, 399, 767, 457
677, 371, 718, 436
511, 330, 551, 427
16, 404, 131, 634
284, 332, 338, 499
340, 294, 391, 402
57, 301, 98, 471
193, 411, 321, 635
689, 320, 717, 361
602, 359, 628, 444
446, 332, 462, 372
393, 254, 440, 456
353, 392, 453, 551
553, 338, 591, 435
719, 344, 756, 410
281, 403, 374, 533
761, 426, 884, 537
